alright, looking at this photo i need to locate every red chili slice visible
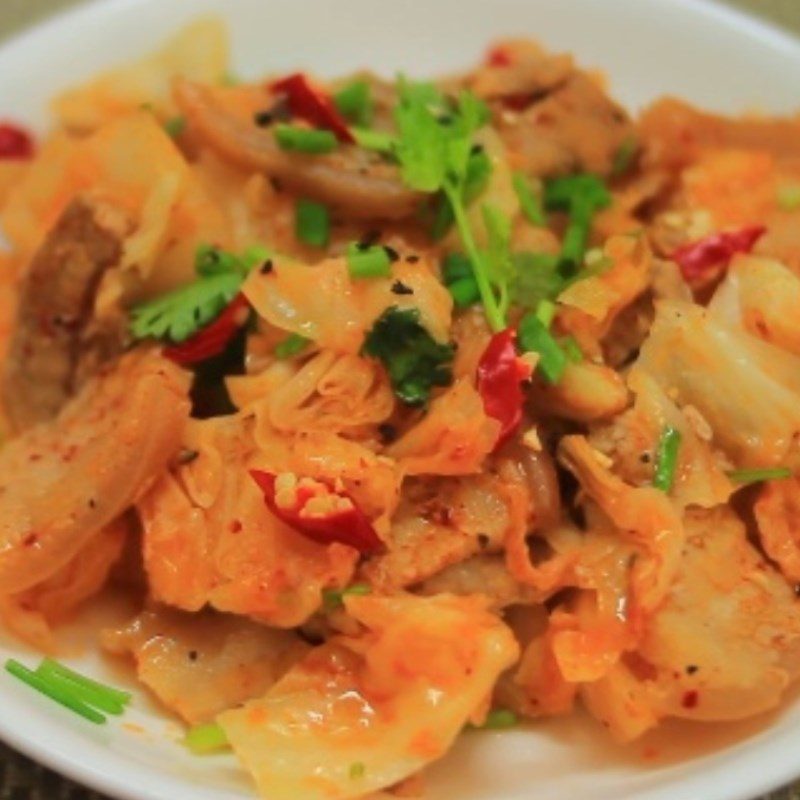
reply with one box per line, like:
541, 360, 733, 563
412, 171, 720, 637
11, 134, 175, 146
672, 225, 766, 282
250, 470, 383, 554
486, 46, 512, 67
476, 328, 528, 451
163, 294, 250, 366
270, 73, 354, 144
0, 123, 35, 160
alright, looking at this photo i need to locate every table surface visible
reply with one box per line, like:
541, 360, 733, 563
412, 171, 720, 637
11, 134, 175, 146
1, 1, 800, 799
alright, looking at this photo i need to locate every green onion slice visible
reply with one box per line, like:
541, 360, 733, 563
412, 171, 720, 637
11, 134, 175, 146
36, 661, 127, 716
274, 333, 310, 359
349, 761, 367, 780
295, 199, 330, 247
5, 660, 107, 725
37, 659, 132, 707
727, 466, 792, 484
334, 81, 372, 125
777, 184, 800, 212
322, 582, 372, 611
534, 299, 556, 328
347, 243, 392, 279
164, 115, 186, 139
472, 708, 518, 730
512, 172, 545, 226
184, 722, 230, 754
518, 312, 567, 385
448, 276, 481, 309
653, 426, 682, 492
274, 124, 337, 154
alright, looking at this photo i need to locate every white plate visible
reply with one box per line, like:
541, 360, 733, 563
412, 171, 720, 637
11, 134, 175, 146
2, 1, 800, 799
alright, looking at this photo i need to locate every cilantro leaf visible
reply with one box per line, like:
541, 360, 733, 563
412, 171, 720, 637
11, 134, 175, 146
130, 273, 242, 343
392, 79, 506, 331
130, 244, 268, 344
362, 307, 455, 405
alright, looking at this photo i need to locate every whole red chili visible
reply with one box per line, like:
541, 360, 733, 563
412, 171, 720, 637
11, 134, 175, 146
672, 225, 766, 282
0, 123, 35, 160
270, 73, 354, 144
250, 470, 383, 554
476, 328, 529, 452
163, 294, 250, 366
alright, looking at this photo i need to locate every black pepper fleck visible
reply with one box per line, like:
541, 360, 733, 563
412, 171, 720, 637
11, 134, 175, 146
359, 229, 382, 248
383, 245, 400, 263
260, 259, 274, 275
685, 665, 699, 675
378, 423, 398, 444
391, 280, 414, 296
188, 650, 199, 662
405, 254, 420, 264
177, 449, 200, 465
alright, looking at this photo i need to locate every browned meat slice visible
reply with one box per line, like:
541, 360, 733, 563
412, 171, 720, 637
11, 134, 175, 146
174, 79, 422, 221
496, 73, 636, 177
3, 197, 129, 431
0, 351, 191, 595
640, 97, 800, 169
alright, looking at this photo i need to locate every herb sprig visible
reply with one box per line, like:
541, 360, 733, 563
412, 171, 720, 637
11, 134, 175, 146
130, 244, 268, 344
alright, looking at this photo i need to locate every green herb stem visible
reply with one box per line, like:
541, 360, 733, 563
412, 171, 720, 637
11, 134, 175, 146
347, 244, 392, 279
274, 124, 337, 154
446, 188, 504, 332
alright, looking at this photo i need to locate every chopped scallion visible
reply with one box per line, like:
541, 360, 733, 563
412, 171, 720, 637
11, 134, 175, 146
727, 466, 792, 484
295, 199, 330, 247
512, 172, 545, 226
36, 660, 130, 715
5, 660, 107, 724
517, 312, 567, 385
347, 243, 392, 279
777, 184, 800, 212
535, 299, 556, 328
37, 659, 132, 706
274, 124, 337, 154
274, 333, 310, 359
164, 115, 186, 138
448, 276, 481, 308
184, 722, 230, 754
349, 761, 366, 780
653, 426, 681, 492
472, 708, 518, 730
322, 582, 372, 611
562, 336, 583, 364
334, 80, 372, 125
611, 136, 638, 178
